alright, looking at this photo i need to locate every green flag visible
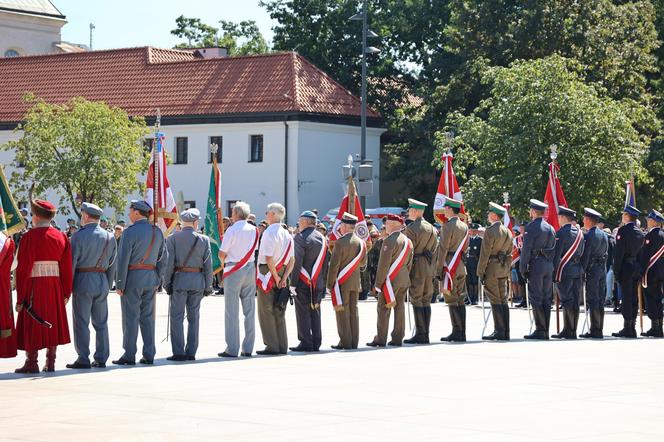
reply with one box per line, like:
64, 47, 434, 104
0, 165, 25, 236
204, 158, 223, 275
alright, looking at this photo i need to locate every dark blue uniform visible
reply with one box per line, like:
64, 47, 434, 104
520, 217, 556, 338
612, 222, 645, 337
580, 226, 608, 338
638, 227, 664, 336
552, 223, 585, 338
465, 235, 482, 304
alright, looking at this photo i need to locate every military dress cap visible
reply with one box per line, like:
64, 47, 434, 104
489, 202, 506, 216
81, 202, 103, 217
623, 204, 641, 217
469, 222, 481, 229
647, 209, 664, 223
118, 219, 126, 225
529, 199, 548, 211
180, 208, 201, 222
408, 198, 428, 210
386, 213, 404, 224
299, 210, 317, 220
557, 206, 576, 218
583, 207, 602, 221
443, 196, 462, 209
129, 200, 151, 212
340, 212, 358, 224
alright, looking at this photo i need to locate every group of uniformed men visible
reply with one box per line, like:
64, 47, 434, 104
4, 193, 664, 373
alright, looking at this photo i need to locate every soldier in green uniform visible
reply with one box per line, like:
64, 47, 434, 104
367, 214, 413, 347
477, 202, 513, 340
404, 199, 438, 344
437, 197, 469, 342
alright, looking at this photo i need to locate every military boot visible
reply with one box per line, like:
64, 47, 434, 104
483, 305, 506, 340
14, 351, 39, 374
524, 307, 549, 340
404, 307, 426, 344
580, 308, 603, 339
612, 320, 638, 338
441, 306, 466, 342
553, 306, 578, 339
641, 319, 664, 338
422, 306, 431, 344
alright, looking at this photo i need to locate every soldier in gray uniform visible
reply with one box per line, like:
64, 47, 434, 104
112, 200, 167, 366
66, 202, 117, 369
520, 199, 557, 340
163, 208, 213, 361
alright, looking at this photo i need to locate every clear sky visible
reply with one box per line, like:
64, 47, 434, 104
55, 0, 277, 50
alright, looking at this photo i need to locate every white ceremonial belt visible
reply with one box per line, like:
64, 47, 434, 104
31, 261, 60, 277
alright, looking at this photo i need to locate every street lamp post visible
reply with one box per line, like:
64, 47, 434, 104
350, 1, 380, 210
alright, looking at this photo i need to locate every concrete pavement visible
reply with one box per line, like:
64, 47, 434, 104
1, 292, 662, 441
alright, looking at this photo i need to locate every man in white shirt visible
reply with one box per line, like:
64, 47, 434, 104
256, 202, 295, 355
218, 202, 259, 358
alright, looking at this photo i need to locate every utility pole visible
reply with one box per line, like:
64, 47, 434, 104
89, 23, 95, 50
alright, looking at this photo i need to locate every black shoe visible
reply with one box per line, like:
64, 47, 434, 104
139, 357, 153, 365
167, 355, 188, 361
112, 357, 136, 366
612, 320, 637, 338
256, 349, 280, 355
66, 361, 91, 369
331, 344, 347, 350
91, 361, 106, 368
387, 341, 402, 347
441, 305, 466, 342
366, 341, 384, 347
218, 352, 237, 358
289, 345, 313, 352
186, 356, 196, 361
240, 352, 252, 357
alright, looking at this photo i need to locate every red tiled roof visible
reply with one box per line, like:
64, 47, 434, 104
0, 46, 380, 123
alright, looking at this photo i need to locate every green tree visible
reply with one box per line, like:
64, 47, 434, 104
443, 56, 654, 221
3, 95, 149, 218
170, 15, 269, 55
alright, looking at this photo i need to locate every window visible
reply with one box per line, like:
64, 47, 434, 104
249, 135, 263, 163
209, 136, 223, 163
175, 137, 188, 164
227, 200, 238, 214
4, 49, 19, 58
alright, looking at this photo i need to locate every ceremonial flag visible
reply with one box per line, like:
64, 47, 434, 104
502, 202, 514, 233
330, 178, 369, 241
205, 149, 223, 275
433, 152, 464, 224
543, 160, 568, 231
145, 131, 178, 236
624, 178, 636, 209
0, 165, 25, 235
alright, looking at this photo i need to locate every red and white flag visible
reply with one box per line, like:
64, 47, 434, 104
433, 152, 465, 224
145, 132, 178, 236
503, 202, 514, 234
330, 181, 369, 241
543, 161, 568, 231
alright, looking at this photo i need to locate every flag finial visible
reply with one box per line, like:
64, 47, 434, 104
503, 192, 509, 204
550, 144, 557, 161
445, 131, 455, 154
210, 142, 218, 155
155, 108, 161, 131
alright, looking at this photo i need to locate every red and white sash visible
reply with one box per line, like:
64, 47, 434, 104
330, 239, 366, 309
223, 228, 259, 279
375, 237, 411, 306
642, 244, 664, 288
256, 239, 293, 292
299, 236, 327, 289
442, 229, 469, 292
554, 227, 583, 281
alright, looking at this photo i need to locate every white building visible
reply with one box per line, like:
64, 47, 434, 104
0, 47, 385, 225
0, 0, 82, 57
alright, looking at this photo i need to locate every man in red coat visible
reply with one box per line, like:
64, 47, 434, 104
0, 231, 16, 359
14, 199, 72, 373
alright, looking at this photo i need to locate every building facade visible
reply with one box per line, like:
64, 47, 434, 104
0, 47, 384, 225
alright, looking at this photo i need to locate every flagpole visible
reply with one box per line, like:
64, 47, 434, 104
550, 145, 561, 334
153, 109, 161, 226
211, 142, 223, 240
347, 155, 356, 217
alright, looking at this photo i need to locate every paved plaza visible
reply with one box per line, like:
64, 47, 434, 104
1, 292, 663, 441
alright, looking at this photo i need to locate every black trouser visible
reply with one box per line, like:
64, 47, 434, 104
618, 275, 639, 321
294, 287, 322, 350
466, 261, 478, 302
644, 275, 664, 321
